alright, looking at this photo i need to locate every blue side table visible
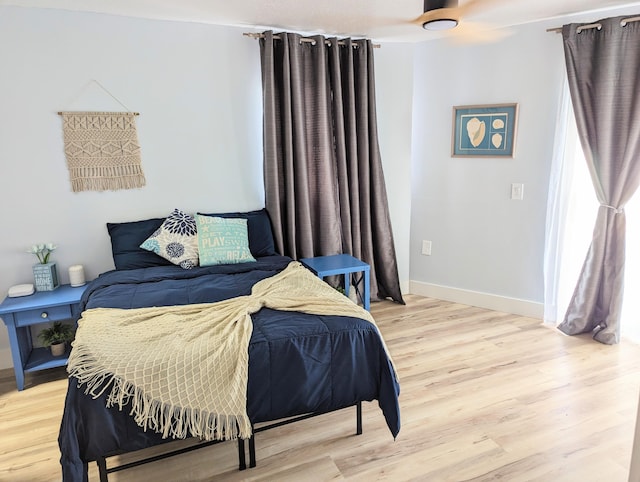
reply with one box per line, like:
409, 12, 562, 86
0, 284, 88, 390
300, 254, 370, 311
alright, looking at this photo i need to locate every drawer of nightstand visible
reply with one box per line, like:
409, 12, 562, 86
14, 305, 72, 327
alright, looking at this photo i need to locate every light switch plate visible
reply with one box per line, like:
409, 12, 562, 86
422, 240, 432, 256
511, 183, 524, 200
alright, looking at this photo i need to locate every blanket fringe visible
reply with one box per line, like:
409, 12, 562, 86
67, 345, 251, 441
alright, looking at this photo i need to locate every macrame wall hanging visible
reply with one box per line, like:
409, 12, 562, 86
58, 81, 146, 192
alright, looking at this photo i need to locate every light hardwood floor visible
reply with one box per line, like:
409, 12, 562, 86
1, 294, 640, 481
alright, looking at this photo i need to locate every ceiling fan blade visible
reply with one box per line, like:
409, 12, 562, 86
414, 0, 505, 26
413, 7, 460, 26
412, 0, 511, 42
445, 21, 512, 44
457, 0, 505, 16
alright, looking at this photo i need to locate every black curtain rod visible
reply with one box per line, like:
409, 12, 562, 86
547, 15, 640, 33
243, 32, 380, 48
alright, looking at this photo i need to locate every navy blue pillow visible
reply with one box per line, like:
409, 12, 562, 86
196, 208, 278, 258
107, 218, 173, 270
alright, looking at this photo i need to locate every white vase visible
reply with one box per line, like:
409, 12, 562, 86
68, 264, 86, 287
33, 263, 59, 291
50, 341, 66, 357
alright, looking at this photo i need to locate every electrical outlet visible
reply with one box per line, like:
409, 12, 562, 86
422, 240, 432, 256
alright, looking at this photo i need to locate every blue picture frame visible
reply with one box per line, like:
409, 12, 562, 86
452, 104, 518, 157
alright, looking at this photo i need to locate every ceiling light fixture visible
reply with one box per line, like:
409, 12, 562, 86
422, 18, 458, 30
422, 0, 459, 31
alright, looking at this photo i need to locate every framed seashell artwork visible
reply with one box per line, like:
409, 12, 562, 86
452, 103, 518, 157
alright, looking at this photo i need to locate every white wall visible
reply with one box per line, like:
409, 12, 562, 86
408, 6, 640, 317
409, 23, 565, 316
375, 43, 415, 295
0, 7, 263, 368
0, 6, 414, 369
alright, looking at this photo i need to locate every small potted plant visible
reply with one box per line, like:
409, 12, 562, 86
38, 321, 74, 356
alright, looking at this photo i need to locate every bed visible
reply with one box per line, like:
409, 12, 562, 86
57, 209, 401, 481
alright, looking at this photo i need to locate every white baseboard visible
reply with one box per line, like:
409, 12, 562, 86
409, 280, 543, 319
400, 280, 410, 296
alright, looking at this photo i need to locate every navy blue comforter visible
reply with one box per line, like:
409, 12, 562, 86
58, 256, 400, 481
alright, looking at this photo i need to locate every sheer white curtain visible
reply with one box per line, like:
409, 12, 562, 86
622, 184, 640, 342
543, 78, 576, 325
544, 77, 597, 326
544, 77, 640, 343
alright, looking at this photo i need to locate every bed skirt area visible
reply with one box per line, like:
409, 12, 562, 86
93, 401, 363, 481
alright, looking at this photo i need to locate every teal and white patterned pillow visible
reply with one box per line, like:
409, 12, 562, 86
140, 209, 199, 269
195, 215, 256, 266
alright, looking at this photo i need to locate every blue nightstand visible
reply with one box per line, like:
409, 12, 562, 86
300, 254, 370, 311
0, 284, 88, 390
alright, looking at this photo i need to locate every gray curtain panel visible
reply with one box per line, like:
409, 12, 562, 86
558, 16, 640, 344
260, 31, 404, 304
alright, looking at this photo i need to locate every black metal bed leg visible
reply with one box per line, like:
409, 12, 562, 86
97, 457, 108, 482
249, 432, 256, 468
356, 401, 362, 435
237, 438, 247, 470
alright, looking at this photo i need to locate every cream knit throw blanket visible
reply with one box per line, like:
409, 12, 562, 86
67, 262, 388, 442
61, 111, 145, 192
